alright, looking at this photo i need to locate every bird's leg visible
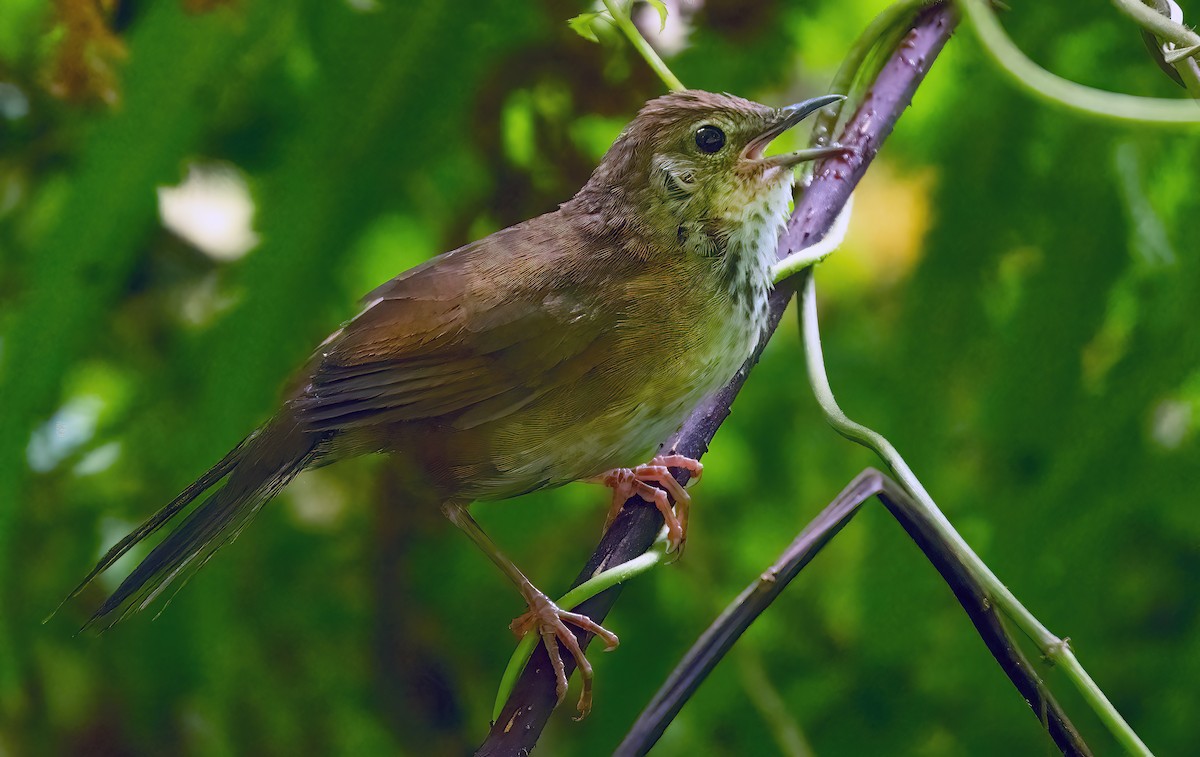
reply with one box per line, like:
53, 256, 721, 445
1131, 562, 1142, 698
440, 501, 619, 718
587, 454, 703, 553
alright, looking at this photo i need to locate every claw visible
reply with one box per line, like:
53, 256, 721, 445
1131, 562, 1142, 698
511, 590, 619, 718
590, 454, 703, 553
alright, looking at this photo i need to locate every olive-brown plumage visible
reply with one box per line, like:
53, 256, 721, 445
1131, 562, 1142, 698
67, 89, 842, 715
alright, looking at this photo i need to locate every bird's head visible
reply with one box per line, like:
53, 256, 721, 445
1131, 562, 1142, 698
576, 90, 844, 228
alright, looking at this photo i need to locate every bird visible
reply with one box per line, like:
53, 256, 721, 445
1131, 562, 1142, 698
64, 89, 844, 717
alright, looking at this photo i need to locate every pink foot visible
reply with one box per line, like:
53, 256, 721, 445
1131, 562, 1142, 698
510, 589, 619, 719
589, 454, 703, 553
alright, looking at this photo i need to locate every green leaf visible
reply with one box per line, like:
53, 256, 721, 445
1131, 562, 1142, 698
568, 12, 603, 43
645, 0, 669, 31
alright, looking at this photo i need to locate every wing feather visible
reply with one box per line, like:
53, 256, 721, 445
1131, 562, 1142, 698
293, 217, 620, 432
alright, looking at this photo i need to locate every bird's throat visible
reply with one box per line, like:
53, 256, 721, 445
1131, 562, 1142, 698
719, 177, 793, 327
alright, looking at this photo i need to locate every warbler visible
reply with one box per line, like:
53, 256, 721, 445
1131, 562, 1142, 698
66, 90, 843, 716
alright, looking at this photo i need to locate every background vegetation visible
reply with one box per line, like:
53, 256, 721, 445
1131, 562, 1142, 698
1, 0, 1197, 754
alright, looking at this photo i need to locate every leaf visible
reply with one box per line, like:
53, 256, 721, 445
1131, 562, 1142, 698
568, 12, 603, 43
645, 0, 668, 31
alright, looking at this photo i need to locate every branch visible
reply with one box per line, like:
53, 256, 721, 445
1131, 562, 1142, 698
477, 3, 959, 753
797, 265, 1152, 754
615, 469, 1091, 756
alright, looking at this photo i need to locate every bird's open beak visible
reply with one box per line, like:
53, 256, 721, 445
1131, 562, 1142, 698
744, 94, 848, 168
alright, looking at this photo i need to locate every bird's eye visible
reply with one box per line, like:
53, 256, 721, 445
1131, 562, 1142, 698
694, 125, 726, 154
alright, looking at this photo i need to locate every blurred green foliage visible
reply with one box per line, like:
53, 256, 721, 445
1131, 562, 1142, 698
1, 0, 1198, 754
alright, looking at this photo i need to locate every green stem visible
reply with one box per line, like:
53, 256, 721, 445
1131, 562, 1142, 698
601, 0, 686, 92
1108, 0, 1200, 98
491, 535, 670, 721
797, 270, 1152, 755
771, 195, 855, 284
1112, 0, 1200, 50
809, 0, 933, 151
1172, 58, 1200, 101
959, 0, 1200, 124
1119, 0, 1200, 96
737, 650, 814, 757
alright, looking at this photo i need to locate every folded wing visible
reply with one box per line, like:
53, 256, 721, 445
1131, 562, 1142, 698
292, 224, 619, 433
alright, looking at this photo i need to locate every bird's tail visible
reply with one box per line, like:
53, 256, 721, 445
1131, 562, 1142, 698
63, 413, 323, 631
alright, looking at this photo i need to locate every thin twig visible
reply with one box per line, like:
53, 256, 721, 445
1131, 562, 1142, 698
958, 0, 1200, 123
601, 0, 686, 92
477, 4, 959, 753
1117, 0, 1200, 98
615, 469, 1091, 756
797, 264, 1150, 752
1114, 0, 1200, 50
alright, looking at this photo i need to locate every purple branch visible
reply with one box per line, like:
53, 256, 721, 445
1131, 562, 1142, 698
614, 467, 1090, 756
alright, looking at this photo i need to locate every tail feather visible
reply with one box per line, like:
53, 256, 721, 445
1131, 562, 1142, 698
62, 435, 252, 607
68, 415, 321, 631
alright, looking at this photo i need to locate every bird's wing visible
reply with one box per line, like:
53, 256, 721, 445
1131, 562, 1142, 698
292, 220, 618, 432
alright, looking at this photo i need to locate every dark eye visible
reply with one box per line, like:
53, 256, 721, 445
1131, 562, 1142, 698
694, 125, 726, 154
